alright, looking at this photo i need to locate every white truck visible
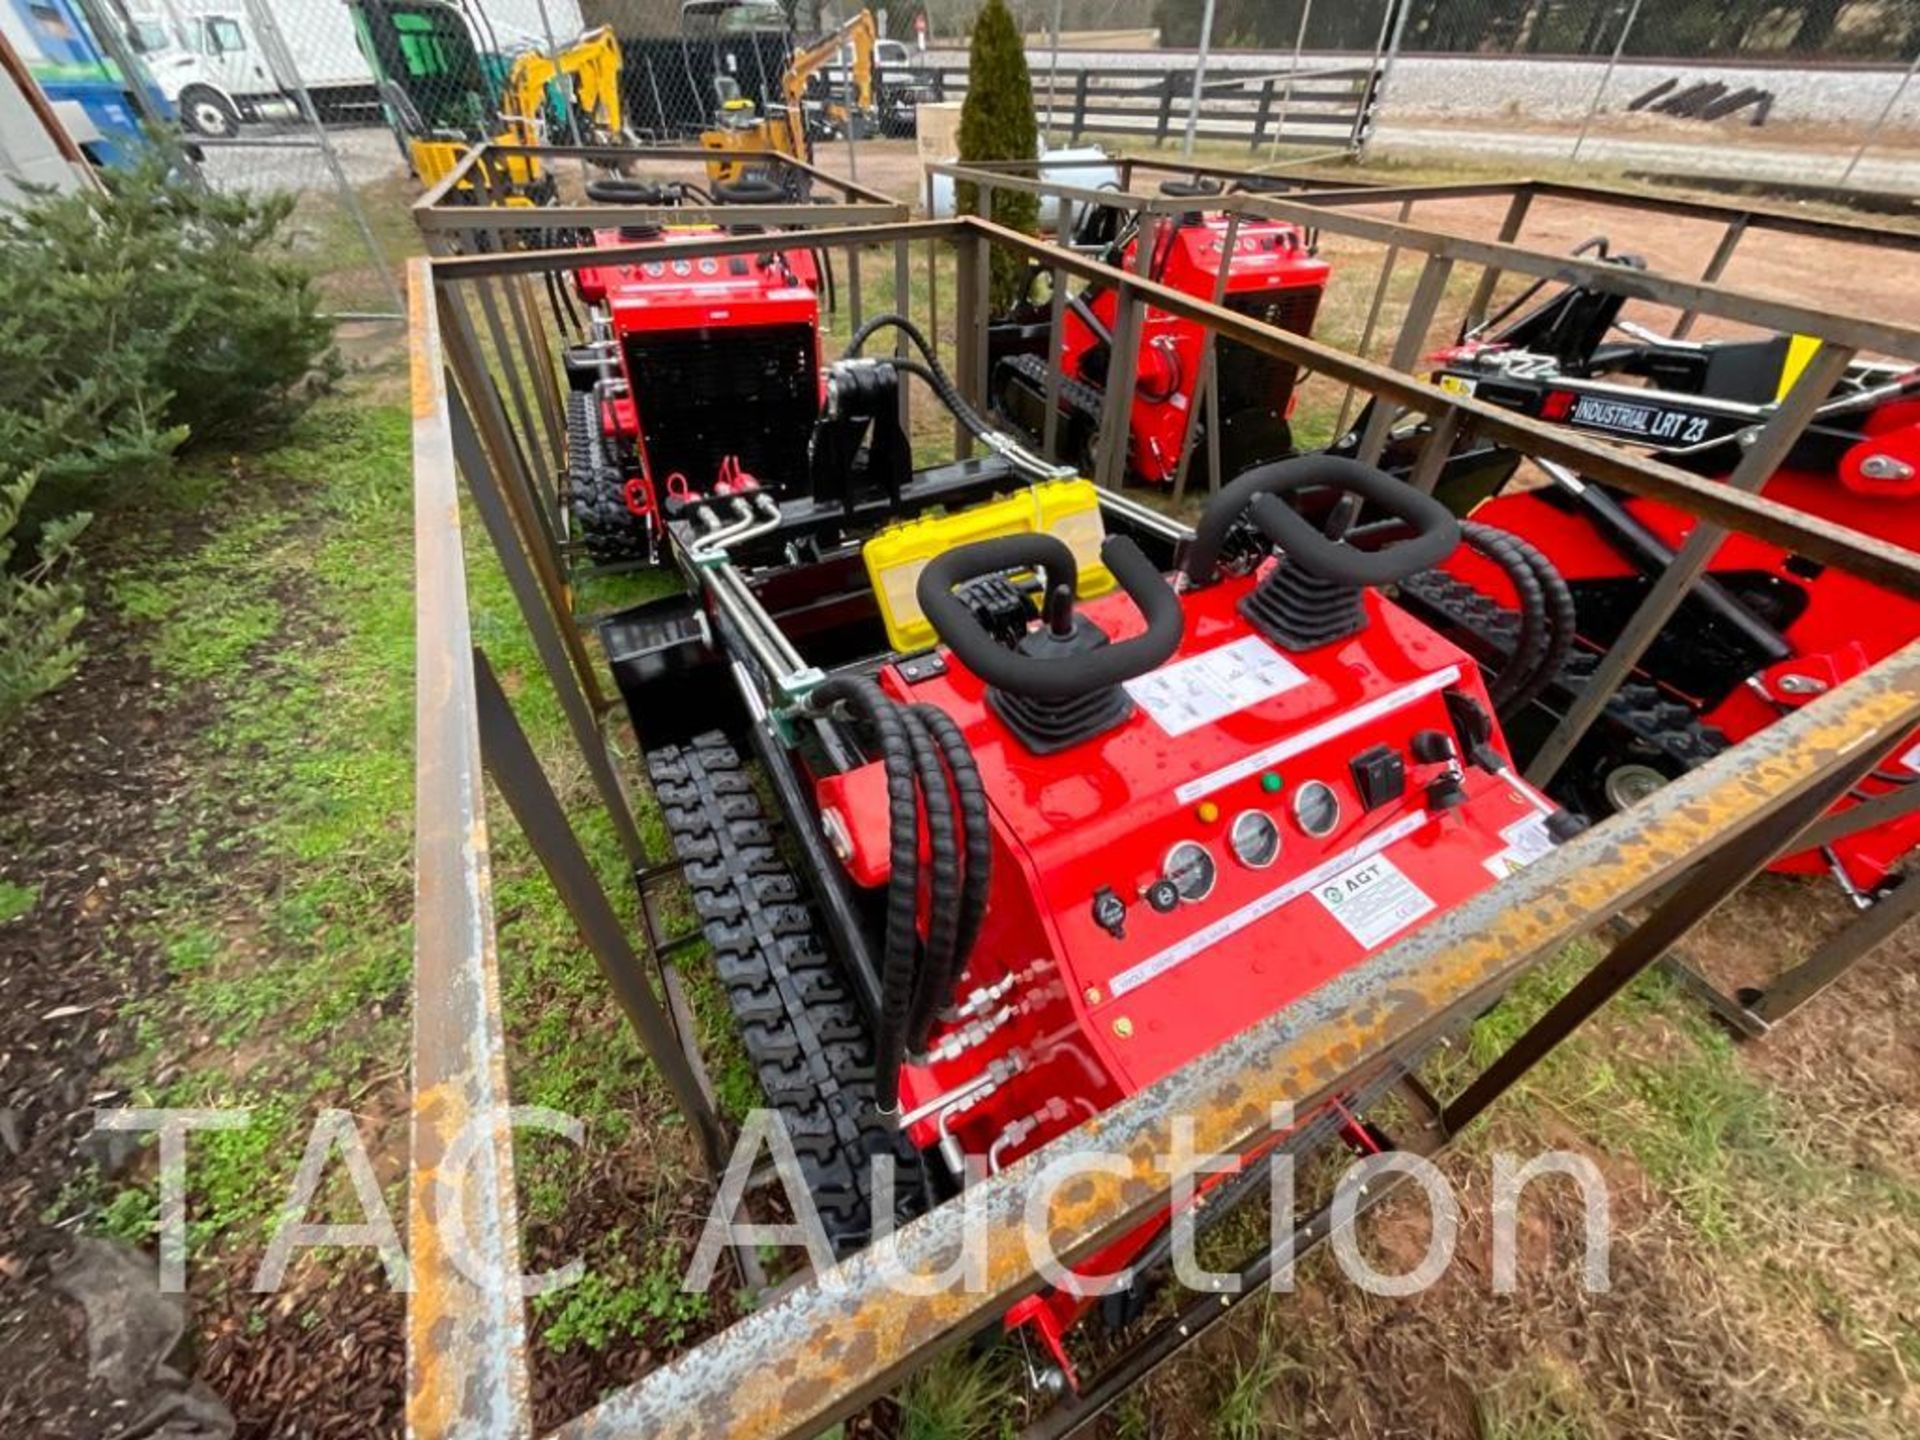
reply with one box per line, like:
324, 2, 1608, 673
119, 0, 585, 136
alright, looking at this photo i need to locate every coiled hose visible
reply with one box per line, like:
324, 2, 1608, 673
812, 676, 990, 1114
897, 708, 960, 1053
1457, 521, 1576, 719
811, 675, 922, 1115
909, 703, 991, 1046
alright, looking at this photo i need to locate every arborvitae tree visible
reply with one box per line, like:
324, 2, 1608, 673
956, 0, 1040, 311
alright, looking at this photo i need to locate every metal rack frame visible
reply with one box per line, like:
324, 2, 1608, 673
407, 204, 1920, 1436
932, 156, 1920, 1035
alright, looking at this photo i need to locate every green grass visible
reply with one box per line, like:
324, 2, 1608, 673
0, 878, 35, 924
64, 380, 718, 1353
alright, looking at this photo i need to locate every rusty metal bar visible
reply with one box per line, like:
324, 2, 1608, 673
1747, 871, 1920, 1025
928, 164, 1920, 362
437, 286, 606, 712
511, 273, 568, 474
1458, 186, 1535, 337
1797, 774, 1920, 851
1172, 210, 1240, 502
1443, 721, 1906, 1133
1332, 196, 1415, 442
1041, 199, 1073, 464
1672, 213, 1749, 341
953, 224, 982, 460
547, 638, 1920, 1440
473, 649, 729, 1172
1094, 210, 1157, 490
446, 379, 646, 870
405, 259, 534, 1440
471, 279, 550, 518
1357, 253, 1453, 466
1524, 341, 1861, 786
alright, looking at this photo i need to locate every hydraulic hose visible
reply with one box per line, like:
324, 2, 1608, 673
812, 675, 920, 1116
898, 708, 960, 1054
910, 703, 991, 1035
1460, 522, 1548, 715
1504, 530, 1577, 713
1455, 522, 1576, 719
844, 313, 1071, 481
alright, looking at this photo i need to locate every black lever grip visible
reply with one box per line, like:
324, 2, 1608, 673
917, 534, 1184, 702
1183, 455, 1460, 589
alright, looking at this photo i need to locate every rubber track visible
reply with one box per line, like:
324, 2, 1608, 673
1399, 568, 1730, 773
996, 351, 1107, 435
565, 390, 649, 565
647, 731, 927, 1257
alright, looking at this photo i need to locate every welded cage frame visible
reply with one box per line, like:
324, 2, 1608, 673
408, 205, 1920, 1439
412, 140, 910, 246
934, 154, 1920, 1032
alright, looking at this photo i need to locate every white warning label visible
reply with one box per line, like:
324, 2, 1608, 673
1313, 854, 1435, 950
1123, 636, 1308, 737
1899, 737, 1920, 776
1483, 811, 1555, 880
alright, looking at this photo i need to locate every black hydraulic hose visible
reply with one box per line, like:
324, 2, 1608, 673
910, 703, 991, 1031
1504, 531, 1577, 713
844, 314, 1026, 451
1459, 522, 1549, 715
898, 708, 960, 1054
812, 675, 919, 1117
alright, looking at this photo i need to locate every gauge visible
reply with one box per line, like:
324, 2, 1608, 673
698, 257, 719, 275
1229, 810, 1281, 869
1162, 840, 1217, 903
642, 262, 664, 277
672, 259, 693, 276
1293, 781, 1340, 838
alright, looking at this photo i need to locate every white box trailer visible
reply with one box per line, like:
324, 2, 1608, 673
124, 0, 587, 134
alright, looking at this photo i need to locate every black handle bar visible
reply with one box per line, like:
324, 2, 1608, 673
917, 534, 1184, 702
1183, 455, 1460, 590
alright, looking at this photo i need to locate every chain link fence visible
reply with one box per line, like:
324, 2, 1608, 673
1106, 2, 1920, 189
47, 0, 1920, 325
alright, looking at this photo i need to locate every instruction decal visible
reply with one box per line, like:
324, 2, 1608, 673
1483, 811, 1555, 880
1124, 636, 1308, 737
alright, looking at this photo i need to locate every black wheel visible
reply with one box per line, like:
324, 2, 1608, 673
179, 86, 240, 139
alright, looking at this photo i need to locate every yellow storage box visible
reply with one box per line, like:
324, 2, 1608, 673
862, 480, 1115, 653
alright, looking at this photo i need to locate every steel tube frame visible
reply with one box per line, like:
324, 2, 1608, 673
408, 217, 1920, 1438
926, 163, 1920, 363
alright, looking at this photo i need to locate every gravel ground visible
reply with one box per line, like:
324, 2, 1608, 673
193, 124, 406, 199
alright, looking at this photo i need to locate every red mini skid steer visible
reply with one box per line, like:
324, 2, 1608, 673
987, 178, 1330, 487
568, 206, 1582, 1388
1343, 250, 1920, 897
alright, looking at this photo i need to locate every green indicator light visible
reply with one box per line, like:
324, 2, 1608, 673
1260, 771, 1283, 793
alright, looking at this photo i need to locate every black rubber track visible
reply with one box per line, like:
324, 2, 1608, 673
565, 390, 649, 564
646, 731, 929, 1256
1397, 567, 1730, 785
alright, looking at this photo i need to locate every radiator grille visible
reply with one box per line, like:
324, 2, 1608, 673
625, 323, 818, 493
1217, 285, 1323, 416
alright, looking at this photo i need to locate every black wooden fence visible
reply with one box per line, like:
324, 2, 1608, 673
925, 60, 1382, 151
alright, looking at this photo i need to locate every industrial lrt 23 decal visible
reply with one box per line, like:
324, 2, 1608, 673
1567, 394, 1714, 445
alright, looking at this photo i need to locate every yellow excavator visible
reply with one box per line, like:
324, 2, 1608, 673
347, 0, 623, 201
690, 3, 876, 189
